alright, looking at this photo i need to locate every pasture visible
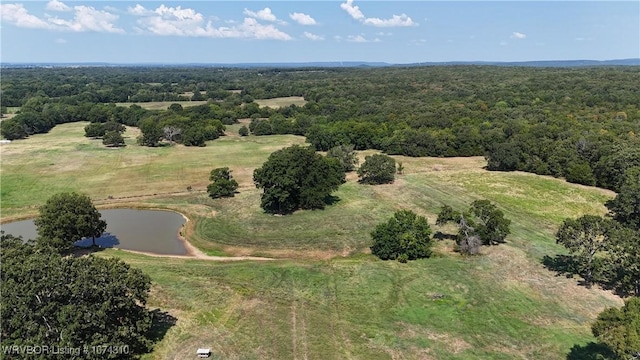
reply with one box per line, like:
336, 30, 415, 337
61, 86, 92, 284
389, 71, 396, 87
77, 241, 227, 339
254, 96, 307, 108
0, 121, 621, 359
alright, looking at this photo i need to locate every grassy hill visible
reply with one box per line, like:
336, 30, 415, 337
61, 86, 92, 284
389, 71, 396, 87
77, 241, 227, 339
0, 122, 622, 359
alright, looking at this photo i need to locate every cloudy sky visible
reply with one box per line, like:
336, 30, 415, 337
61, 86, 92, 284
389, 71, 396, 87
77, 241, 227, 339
1, 1, 638, 64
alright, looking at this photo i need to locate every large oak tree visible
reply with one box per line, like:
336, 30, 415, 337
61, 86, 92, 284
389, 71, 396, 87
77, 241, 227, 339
0, 234, 156, 359
253, 145, 344, 214
34, 192, 107, 252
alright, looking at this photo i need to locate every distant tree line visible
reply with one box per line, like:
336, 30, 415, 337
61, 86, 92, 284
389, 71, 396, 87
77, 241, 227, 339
2, 66, 639, 190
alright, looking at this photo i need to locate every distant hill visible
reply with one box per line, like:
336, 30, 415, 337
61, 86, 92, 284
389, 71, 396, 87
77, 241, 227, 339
2, 59, 639, 68
402, 58, 640, 67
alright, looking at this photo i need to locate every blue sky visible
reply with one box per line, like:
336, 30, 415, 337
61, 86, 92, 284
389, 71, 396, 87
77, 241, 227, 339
1, 1, 638, 64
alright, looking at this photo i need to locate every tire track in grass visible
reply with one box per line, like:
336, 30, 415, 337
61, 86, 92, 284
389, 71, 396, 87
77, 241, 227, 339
328, 266, 354, 359
291, 300, 298, 360
299, 300, 309, 360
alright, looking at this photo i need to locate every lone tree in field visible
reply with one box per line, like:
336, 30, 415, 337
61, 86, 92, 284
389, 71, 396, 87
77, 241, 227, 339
591, 297, 640, 360
436, 201, 511, 254
34, 192, 107, 252
358, 154, 396, 184
103, 130, 125, 147
370, 210, 433, 262
1, 234, 157, 358
469, 200, 511, 245
327, 144, 359, 172
253, 145, 345, 214
207, 167, 239, 198
84, 123, 106, 138
238, 125, 249, 136
436, 205, 482, 255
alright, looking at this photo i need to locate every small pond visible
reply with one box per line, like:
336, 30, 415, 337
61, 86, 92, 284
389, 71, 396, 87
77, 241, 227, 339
1, 209, 188, 255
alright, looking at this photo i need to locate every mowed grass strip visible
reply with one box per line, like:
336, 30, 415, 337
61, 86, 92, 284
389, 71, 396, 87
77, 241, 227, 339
102, 250, 621, 360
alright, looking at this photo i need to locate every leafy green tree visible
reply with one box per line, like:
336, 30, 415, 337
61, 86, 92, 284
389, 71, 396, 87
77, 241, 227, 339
137, 117, 163, 147
370, 210, 433, 262
565, 161, 596, 186
470, 200, 511, 245
253, 145, 345, 214
252, 120, 274, 136
84, 123, 106, 138
239, 125, 249, 136
608, 226, 640, 297
606, 167, 640, 230
436, 205, 461, 225
327, 144, 359, 172
556, 215, 616, 287
104, 120, 126, 134
34, 192, 107, 252
182, 125, 207, 146
591, 297, 640, 360
357, 154, 396, 184
0, 118, 28, 140
207, 167, 239, 198
0, 235, 156, 359
168, 103, 183, 112
103, 130, 125, 147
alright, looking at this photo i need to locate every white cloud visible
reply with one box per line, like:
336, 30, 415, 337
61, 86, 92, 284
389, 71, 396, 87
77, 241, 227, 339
303, 31, 323, 41
55, 38, 67, 43
133, 5, 291, 40
46, 0, 70, 12
364, 14, 415, 27
347, 34, 368, 43
511, 31, 526, 39
48, 5, 125, 33
0, 4, 53, 29
238, 17, 291, 40
340, 0, 365, 20
244, 7, 276, 22
376, 32, 392, 36
128, 4, 152, 16
340, 0, 417, 27
290, 12, 316, 25
1, 3, 123, 33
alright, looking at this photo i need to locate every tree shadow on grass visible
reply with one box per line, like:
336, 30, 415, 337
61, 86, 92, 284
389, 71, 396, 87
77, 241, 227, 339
147, 309, 178, 344
324, 194, 341, 206
542, 254, 580, 278
433, 231, 457, 241
566, 342, 615, 360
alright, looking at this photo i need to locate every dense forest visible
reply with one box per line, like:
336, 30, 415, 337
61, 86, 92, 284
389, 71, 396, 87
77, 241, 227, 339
2, 65, 639, 191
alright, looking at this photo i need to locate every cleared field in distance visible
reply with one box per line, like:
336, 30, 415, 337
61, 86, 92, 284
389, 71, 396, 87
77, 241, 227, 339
115, 101, 208, 110
254, 96, 307, 108
0, 121, 622, 359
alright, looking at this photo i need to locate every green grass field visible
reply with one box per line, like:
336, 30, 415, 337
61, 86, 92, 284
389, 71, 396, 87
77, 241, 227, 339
254, 96, 307, 109
0, 122, 622, 359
